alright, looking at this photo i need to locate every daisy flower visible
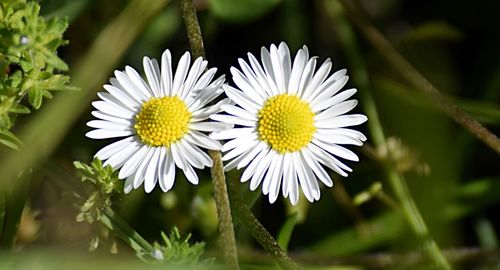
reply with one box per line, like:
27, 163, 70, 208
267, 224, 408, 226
86, 50, 230, 193
210, 42, 367, 205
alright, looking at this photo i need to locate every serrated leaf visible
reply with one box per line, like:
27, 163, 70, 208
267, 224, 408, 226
28, 87, 42, 109
209, 0, 281, 23
8, 104, 30, 114
0, 128, 21, 150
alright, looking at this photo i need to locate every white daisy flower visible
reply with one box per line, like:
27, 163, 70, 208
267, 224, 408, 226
210, 42, 367, 205
86, 50, 231, 193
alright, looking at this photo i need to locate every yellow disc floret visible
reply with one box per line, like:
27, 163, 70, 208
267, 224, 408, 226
257, 94, 316, 153
134, 96, 191, 147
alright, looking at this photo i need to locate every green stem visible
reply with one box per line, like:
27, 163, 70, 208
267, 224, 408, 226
325, 1, 451, 268
100, 207, 156, 256
338, 0, 500, 156
226, 179, 301, 270
179, 1, 239, 269
209, 150, 240, 269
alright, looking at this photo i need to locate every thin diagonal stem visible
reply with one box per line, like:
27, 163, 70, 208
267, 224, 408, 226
325, 1, 451, 268
179, 1, 239, 269
338, 0, 500, 156
226, 179, 301, 270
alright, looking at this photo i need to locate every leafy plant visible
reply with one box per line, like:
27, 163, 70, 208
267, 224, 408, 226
0, 0, 77, 149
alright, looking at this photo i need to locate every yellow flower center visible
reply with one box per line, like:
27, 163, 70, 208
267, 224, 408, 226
134, 96, 191, 147
257, 94, 316, 153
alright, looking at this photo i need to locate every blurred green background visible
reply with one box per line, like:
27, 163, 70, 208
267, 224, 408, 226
1, 0, 500, 269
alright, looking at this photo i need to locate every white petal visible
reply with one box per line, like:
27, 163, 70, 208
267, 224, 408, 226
124, 175, 134, 194
249, 150, 275, 191
223, 85, 260, 114
210, 114, 256, 127
236, 142, 268, 170
314, 131, 364, 146
268, 154, 284, 204
159, 147, 176, 192
231, 66, 266, 104
241, 146, 270, 182
221, 132, 258, 152
260, 46, 280, 96
297, 57, 317, 98
312, 138, 359, 161
307, 143, 350, 176
91, 111, 131, 124
302, 59, 332, 102
278, 42, 292, 90
236, 59, 266, 100
179, 57, 206, 100
221, 104, 257, 121
269, 44, 286, 93
315, 100, 358, 121
125, 66, 154, 98
103, 84, 141, 109
144, 147, 161, 192
247, 52, 276, 97
143, 57, 161, 97
185, 131, 222, 151
288, 48, 307, 95
312, 88, 357, 113
301, 148, 333, 187
300, 155, 321, 200
193, 68, 217, 91
92, 101, 135, 119
161, 50, 173, 96
179, 139, 212, 168
87, 120, 130, 130
114, 71, 149, 101
171, 143, 187, 170
315, 114, 368, 129
210, 127, 254, 140
86, 129, 133, 139
317, 128, 367, 142
190, 121, 233, 132
133, 147, 156, 189
182, 163, 199, 185
171, 52, 190, 96
262, 153, 279, 195
103, 139, 141, 169
308, 70, 347, 103
118, 144, 149, 179
222, 138, 260, 161
95, 137, 135, 160
293, 152, 313, 202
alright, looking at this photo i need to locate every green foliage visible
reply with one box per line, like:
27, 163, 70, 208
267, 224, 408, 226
0, 0, 76, 149
73, 158, 123, 224
209, 0, 281, 23
138, 227, 210, 266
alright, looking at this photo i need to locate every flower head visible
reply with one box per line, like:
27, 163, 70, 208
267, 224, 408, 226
210, 42, 367, 205
86, 50, 230, 193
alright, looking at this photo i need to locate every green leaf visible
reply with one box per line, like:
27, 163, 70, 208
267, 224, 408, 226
209, 0, 281, 23
28, 87, 42, 109
0, 128, 21, 150
276, 212, 297, 252
402, 21, 464, 42
8, 104, 30, 114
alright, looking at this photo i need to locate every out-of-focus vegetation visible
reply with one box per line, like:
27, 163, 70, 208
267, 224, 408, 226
0, 0, 499, 269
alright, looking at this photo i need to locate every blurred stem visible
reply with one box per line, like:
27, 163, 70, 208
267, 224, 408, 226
0, 0, 169, 211
179, 0, 239, 269
209, 151, 240, 270
325, 1, 450, 268
180, 0, 205, 58
338, 0, 500, 156
227, 179, 301, 270
100, 207, 156, 255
